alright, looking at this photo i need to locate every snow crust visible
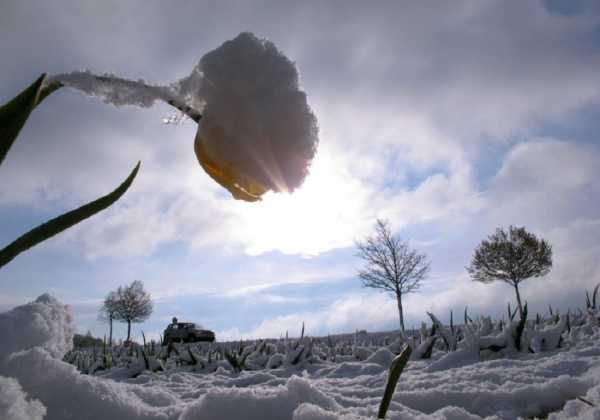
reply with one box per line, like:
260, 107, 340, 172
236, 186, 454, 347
2, 295, 600, 420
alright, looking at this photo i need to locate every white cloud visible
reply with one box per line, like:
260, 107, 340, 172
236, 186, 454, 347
4, 1, 600, 261
215, 278, 501, 340
488, 138, 600, 230
215, 292, 398, 340
493, 139, 597, 194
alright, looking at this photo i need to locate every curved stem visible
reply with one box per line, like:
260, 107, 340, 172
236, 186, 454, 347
91, 75, 202, 123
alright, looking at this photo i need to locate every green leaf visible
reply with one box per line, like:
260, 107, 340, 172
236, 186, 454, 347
290, 346, 305, 365
378, 344, 412, 419
141, 349, 150, 370
0, 74, 45, 165
0, 161, 140, 269
0, 74, 63, 167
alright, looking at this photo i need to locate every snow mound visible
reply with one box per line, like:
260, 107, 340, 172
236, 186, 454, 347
0, 375, 46, 420
3, 347, 179, 420
397, 354, 598, 419
180, 376, 338, 420
0, 296, 181, 420
0, 294, 73, 361
548, 382, 600, 419
291, 403, 363, 420
365, 347, 395, 368
424, 348, 480, 372
322, 362, 385, 378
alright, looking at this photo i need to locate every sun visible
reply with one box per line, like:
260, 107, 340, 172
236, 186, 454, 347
230, 147, 368, 256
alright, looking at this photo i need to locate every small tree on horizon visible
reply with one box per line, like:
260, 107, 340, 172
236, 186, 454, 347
113, 280, 153, 343
98, 291, 118, 347
355, 219, 430, 332
467, 225, 552, 319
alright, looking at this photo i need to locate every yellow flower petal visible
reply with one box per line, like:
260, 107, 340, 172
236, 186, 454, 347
194, 129, 268, 202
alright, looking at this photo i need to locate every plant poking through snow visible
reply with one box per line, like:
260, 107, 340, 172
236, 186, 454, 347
428, 312, 458, 352
508, 303, 519, 322
586, 283, 600, 311
378, 344, 412, 419
224, 341, 249, 373
63, 292, 599, 382
0, 75, 140, 269
395, 321, 438, 360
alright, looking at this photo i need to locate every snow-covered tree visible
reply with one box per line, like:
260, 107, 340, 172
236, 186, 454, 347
355, 219, 430, 332
113, 280, 153, 343
467, 225, 552, 318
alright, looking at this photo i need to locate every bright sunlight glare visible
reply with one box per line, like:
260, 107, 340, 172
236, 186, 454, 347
229, 147, 370, 256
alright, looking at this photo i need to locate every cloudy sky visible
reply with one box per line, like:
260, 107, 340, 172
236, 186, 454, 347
1, 1, 600, 342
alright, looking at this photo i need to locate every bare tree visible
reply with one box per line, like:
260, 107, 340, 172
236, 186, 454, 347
98, 291, 118, 346
355, 219, 430, 332
467, 225, 552, 319
113, 280, 153, 343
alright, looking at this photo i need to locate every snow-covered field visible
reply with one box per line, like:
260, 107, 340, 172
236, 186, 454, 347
1, 294, 600, 420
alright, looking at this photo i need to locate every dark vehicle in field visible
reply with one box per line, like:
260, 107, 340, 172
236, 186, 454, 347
163, 318, 215, 344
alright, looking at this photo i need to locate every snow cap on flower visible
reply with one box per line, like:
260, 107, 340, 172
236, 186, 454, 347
188, 32, 319, 201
